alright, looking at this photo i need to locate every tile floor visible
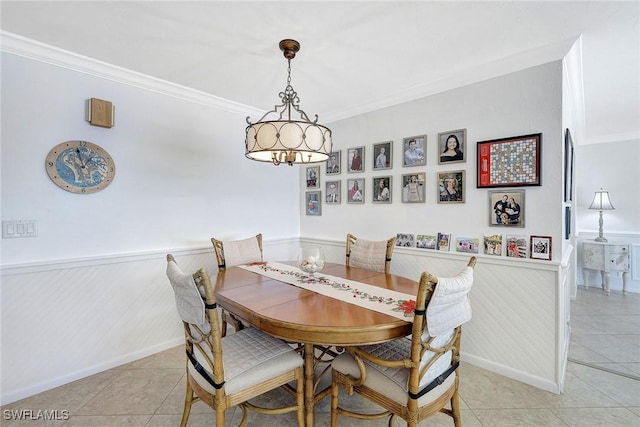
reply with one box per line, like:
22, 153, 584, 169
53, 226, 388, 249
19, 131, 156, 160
2, 286, 639, 426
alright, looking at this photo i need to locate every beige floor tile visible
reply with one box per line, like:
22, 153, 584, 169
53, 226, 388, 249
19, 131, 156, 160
0, 412, 67, 427
313, 409, 480, 426
153, 374, 212, 416
1, 368, 122, 416
75, 369, 183, 416
127, 345, 184, 370
144, 413, 217, 426
61, 415, 151, 426
568, 363, 640, 407
539, 368, 621, 408
459, 364, 555, 409
472, 408, 567, 426
550, 407, 640, 426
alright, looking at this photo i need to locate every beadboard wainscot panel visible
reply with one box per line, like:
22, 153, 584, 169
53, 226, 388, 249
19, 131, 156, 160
301, 237, 568, 394
0, 238, 298, 405
3, 237, 567, 404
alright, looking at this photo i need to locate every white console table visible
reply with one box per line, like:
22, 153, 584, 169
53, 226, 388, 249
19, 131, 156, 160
582, 240, 630, 295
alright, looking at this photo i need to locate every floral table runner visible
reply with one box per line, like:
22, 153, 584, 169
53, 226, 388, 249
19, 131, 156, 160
239, 261, 416, 320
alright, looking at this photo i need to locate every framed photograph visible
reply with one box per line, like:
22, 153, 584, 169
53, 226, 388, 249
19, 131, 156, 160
402, 135, 426, 167
373, 141, 392, 170
347, 146, 364, 173
456, 237, 479, 254
483, 234, 503, 256
437, 170, 465, 203
346, 178, 365, 204
305, 191, 321, 216
326, 150, 341, 175
489, 190, 525, 227
477, 133, 542, 188
416, 234, 437, 249
437, 233, 451, 251
401, 173, 425, 203
325, 180, 341, 204
396, 233, 415, 247
373, 176, 392, 203
531, 235, 552, 260
306, 165, 319, 189
564, 129, 574, 202
565, 206, 571, 240
506, 235, 528, 258
438, 129, 466, 164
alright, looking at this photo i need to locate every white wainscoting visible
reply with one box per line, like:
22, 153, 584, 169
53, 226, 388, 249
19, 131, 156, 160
1, 237, 569, 404
303, 237, 570, 394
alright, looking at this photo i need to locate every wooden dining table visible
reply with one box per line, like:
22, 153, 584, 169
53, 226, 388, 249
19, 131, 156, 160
214, 261, 418, 427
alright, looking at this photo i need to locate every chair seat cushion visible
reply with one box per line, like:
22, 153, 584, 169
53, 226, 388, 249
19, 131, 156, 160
332, 336, 455, 406
188, 327, 302, 395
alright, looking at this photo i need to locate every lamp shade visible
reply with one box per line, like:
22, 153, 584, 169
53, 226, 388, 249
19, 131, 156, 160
588, 189, 615, 210
245, 119, 332, 164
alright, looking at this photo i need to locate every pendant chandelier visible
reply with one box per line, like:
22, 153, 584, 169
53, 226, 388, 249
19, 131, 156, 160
245, 39, 333, 166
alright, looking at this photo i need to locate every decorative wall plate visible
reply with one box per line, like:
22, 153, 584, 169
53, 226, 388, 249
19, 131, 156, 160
46, 140, 115, 194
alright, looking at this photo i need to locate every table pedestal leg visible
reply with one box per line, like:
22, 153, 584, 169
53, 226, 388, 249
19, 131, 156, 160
304, 343, 315, 427
622, 272, 629, 296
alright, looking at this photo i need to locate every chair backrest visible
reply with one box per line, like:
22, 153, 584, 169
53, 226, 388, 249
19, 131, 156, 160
211, 233, 263, 271
345, 233, 396, 273
407, 256, 476, 399
166, 254, 225, 390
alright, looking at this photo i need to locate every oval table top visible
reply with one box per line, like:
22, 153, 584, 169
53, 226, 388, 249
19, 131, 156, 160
213, 262, 417, 346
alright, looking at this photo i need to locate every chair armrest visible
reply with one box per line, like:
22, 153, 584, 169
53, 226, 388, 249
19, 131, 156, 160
350, 346, 414, 369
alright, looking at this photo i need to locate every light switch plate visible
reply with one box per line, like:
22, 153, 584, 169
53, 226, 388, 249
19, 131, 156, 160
2, 220, 37, 238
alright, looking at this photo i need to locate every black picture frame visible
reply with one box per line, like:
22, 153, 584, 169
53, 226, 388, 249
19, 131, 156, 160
564, 129, 574, 202
477, 133, 542, 188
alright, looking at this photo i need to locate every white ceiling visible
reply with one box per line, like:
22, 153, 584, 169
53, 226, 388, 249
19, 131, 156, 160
2, 1, 639, 145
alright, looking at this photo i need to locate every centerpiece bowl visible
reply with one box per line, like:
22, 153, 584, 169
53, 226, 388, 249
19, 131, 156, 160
298, 246, 325, 280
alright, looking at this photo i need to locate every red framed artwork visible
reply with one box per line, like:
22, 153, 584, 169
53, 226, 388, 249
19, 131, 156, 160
477, 133, 541, 188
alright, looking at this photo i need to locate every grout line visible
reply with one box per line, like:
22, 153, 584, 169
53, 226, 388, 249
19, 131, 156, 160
568, 358, 640, 382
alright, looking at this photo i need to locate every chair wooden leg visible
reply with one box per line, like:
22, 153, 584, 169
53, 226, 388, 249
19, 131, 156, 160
180, 378, 194, 427
330, 372, 339, 427
451, 387, 462, 427
296, 368, 305, 427
216, 400, 226, 426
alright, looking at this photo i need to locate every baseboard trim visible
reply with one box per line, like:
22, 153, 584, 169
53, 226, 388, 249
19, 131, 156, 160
1, 337, 183, 406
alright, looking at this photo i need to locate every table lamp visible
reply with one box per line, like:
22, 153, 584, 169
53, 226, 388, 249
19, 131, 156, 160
588, 188, 615, 242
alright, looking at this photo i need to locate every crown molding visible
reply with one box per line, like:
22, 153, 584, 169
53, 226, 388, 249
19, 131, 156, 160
0, 31, 262, 117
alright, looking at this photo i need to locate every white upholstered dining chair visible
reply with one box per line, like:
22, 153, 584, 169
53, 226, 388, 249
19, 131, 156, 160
165, 254, 304, 427
211, 233, 263, 335
345, 233, 396, 274
330, 256, 476, 427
